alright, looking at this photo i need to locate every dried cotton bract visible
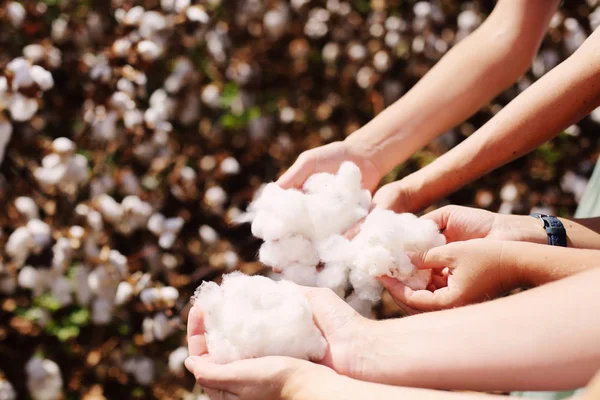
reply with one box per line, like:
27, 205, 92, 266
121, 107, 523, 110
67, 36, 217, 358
192, 272, 327, 364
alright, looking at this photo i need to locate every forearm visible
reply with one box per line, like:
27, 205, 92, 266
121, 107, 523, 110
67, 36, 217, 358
364, 268, 600, 391
403, 28, 600, 211
345, 0, 557, 176
291, 369, 504, 400
506, 242, 600, 286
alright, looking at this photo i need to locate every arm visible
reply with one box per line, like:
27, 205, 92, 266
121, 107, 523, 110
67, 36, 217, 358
390, 26, 600, 212
277, 0, 557, 191
382, 240, 600, 311
366, 267, 600, 392
346, 0, 558, 177
509, 215, 600, 250
288, 369, 505, 400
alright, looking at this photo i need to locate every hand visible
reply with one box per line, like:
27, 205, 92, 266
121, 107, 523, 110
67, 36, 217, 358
422, 205, 547, 244
276, 140, 383, 192
371, 180, 417, 213
187, 285, 376, 385
380, 239, 521, 311
184, 354, 332, 400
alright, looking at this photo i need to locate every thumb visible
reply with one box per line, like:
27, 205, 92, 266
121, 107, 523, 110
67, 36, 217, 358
407, 248, 450, 270
372, 181, 415, 213
276, 157, 313, 189
379, 276, 456, 311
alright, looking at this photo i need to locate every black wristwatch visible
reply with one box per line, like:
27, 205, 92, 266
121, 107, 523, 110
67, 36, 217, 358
529, 213, 567, 247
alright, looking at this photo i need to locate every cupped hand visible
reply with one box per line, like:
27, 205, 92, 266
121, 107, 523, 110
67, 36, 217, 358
276, 141, 383, 192
185, 354, 331, 400
380, 239, 521, 311
187, 285, 376, 388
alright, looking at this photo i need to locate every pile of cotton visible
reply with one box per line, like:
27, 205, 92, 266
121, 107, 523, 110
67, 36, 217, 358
192, 272, 327, 363
239, 162, 446, 309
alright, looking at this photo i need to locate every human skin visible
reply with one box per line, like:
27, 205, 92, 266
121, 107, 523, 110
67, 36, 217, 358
277, 0, 559, 195
376, 24, 600, 212
187, 269, 600, 394
421, 205, 600, 249
380, 239, 600, 310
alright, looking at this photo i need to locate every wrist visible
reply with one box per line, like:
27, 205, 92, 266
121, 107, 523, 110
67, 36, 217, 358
344, 128, 390, 179
283, 363, 341, 400
495, 214, 548, 245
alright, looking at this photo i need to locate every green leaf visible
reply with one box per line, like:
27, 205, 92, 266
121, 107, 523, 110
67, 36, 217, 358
68, 308, 89, 326
35, 293, 63, 313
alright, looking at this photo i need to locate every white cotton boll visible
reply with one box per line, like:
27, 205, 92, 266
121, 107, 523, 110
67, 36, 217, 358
16, 196, 39, 220
137, 40, 162, 62
88, 266, 117, 298
91, 298, 113, 325
402, 268, 431, 291
87, 210, 103, 232
152, 312, 174, 341
259, 236, 319, 271
349, 269, 382, 303
52, 137, 75, 156
123, 358, 154, 386
0, 377, 16, 400
51, 277, 72, 307
115, 281, 133, 305
123, 6, 144, 26
201, 84, 221, 108
140, 287, 160, 306
108, 250, 127, 275
18, 266, 39, 290
193, 272, 327, 363
500, 183, 518, 203
199, 225, 219, 244
9, 93, 38, 122
51, 238, 72, 273
142, 316, 154, 343
26, 357, 63, 400
160, 286, 179, 303
223, 251, 239, 270
186, 6, 210, 23
168, 347, 189, 376
0, 117, 12, 167
30, 66, 54, 91
164, 217, 184, 233
147, 213, 165, 236
112, 38, 132, 57
124, 109, 143, 128
204, 186, 228, 208
96, 194, 123, 224
26, 219, 51, 253
7, 2, 26, 28
73, 265, 92, 306
23, 44, 45, 63
561, 171, 589, 203
159, 232, 176, 249
220, 157, 240, 175
140, 11, 167, 38
264, 9, 288, 39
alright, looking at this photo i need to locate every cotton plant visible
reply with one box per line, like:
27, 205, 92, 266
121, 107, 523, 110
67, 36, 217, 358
33, 138, 89, 196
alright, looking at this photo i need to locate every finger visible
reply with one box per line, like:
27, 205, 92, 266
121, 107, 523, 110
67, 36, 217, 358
379, 276, 455, 311
276, 159, 313, 189
343, 218, 364, 240
187, 305, 208, 357
186, 355, 239, 390
420, 206, 451, 232
431, 274, 448, 289
407, 249, 449, 270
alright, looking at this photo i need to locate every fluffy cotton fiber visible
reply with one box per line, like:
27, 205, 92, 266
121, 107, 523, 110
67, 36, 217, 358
193, 272, 327, 364
239, 162, 446, 307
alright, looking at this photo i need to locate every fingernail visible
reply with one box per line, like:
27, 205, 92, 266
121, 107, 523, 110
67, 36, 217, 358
185, 357, 195, 371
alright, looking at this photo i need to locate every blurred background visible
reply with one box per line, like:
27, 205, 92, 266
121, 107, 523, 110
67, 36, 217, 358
0, 0, 598, 399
